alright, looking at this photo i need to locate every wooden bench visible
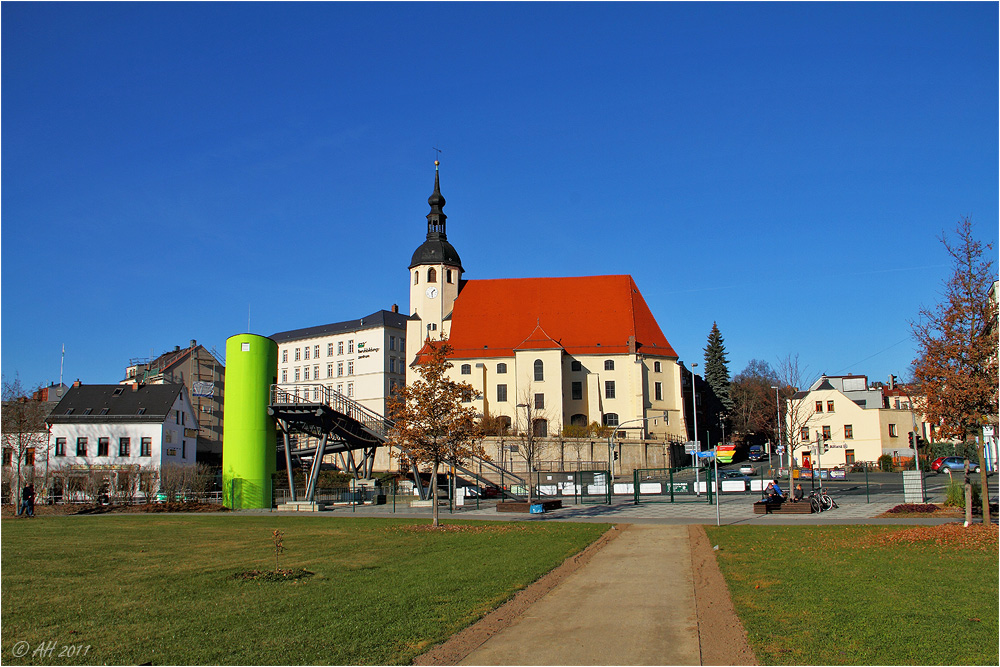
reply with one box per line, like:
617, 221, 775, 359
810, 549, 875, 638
753, 500, 814, 515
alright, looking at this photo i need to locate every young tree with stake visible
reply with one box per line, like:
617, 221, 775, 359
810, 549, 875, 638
910, 217, 997, 524
386, 338, 481, 527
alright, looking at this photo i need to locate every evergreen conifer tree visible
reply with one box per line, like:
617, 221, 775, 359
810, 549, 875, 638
703, 322, 734, 415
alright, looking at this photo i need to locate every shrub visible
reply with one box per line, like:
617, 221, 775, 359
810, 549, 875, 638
944, 480, 981, 509
877, 454, 894, 472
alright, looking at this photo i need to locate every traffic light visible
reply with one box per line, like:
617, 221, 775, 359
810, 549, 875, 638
613, 451, 619, 461
908, 432, 914, 448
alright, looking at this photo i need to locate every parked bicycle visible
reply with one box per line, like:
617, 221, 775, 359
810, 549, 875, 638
808, 488, 838, 512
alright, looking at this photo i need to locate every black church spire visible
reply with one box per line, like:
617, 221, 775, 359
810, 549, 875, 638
409, 160, 463, 271
426, 160, 447, 239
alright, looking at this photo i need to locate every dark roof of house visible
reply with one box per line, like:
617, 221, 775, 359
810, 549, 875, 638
46, 384, 184, 424
270, 310, 409, 344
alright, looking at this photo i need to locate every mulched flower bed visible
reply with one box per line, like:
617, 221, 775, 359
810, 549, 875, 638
231, 568, 314, 582
878, 503, 963, 518
392, 524, 529, 533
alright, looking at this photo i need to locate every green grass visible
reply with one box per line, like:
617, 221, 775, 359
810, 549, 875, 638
705, 525, 999, 665
1, 515, 607, 665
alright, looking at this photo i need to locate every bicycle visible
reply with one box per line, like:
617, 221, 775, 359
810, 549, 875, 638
808, 488, 838, 512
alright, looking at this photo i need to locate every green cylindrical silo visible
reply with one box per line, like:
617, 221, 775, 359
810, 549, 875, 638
222, 333, 278, 509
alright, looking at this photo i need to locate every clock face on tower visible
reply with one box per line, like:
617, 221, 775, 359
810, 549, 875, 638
425, 286, 438, 299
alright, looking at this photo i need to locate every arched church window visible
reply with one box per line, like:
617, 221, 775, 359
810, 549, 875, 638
497, 363, 507, 374
570, 414, 588, 427
427, 268, 437, 283
603, 413, 619, 427
534, 359, 544, 382
413, 271, 419, 285
446, 269, 453, 283
605, 360, 615, 371
461, 364, 471, 375
532, 419, 548, 438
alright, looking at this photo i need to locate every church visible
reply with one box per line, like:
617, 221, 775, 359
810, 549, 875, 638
404, 163, 688, 446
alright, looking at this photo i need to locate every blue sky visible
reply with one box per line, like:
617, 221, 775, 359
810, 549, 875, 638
3, 2, 997, 393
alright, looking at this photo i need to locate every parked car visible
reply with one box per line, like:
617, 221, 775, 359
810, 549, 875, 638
936, 457, 981, 474
720, 470, 751, 482
738, 464, 757, 475
930, 456, 947, 471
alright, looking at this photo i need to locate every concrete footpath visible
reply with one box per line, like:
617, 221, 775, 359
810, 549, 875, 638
458, 524, 700, 666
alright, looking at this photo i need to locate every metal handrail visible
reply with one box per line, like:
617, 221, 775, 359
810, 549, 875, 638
270, 384, 393, 438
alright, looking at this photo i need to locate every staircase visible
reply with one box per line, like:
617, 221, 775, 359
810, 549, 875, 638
268, 384, 525, 504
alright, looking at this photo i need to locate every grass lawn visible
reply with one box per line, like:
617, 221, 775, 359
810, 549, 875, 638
1, 515, 607, 665
705, 524, 999, 665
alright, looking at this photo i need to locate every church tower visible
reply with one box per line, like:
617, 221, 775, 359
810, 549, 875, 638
405, 161, 463, 368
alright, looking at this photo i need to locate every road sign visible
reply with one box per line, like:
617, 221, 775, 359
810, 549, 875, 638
684, 441, 699, 453
697, 451, 715, 459
776, 445, 786, 455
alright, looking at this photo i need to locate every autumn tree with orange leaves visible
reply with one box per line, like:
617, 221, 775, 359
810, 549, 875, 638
385, 338, 482, 527
911, 217, 998, 524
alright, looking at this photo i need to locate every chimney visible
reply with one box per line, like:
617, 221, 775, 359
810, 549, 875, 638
132, 383, 140, 392
888, 375, 896, 390
392, 304, 399, 313
190, 339, 197, 348
72, 379, 81, 388
174, 346, 181, 352
627, 335, 637, 354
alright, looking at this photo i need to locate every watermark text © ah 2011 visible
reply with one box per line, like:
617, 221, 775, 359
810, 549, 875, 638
10, 641, 91, 660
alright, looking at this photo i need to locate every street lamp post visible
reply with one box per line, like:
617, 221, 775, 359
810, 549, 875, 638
771, 386, 782, 473
687, 363, 700, 494
608, 415, 660, 486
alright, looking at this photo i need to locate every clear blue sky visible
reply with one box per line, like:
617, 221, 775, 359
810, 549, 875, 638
3, 2, 997, 393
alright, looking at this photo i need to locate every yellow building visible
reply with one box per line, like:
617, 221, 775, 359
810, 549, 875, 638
786, 374, 932, 468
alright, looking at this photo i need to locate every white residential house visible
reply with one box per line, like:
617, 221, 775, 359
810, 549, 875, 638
45, 382, 198, 498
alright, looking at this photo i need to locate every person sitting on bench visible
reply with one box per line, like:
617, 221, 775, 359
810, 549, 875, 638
766, 479, 784, 504
791, 483, 804, 502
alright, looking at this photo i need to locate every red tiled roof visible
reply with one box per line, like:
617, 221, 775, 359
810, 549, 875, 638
445, 275, 677, 359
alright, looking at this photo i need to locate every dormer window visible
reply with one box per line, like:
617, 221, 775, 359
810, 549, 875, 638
136, 408, 146, 415
83, 408, 93, 415
99, 408, 109, 415
113, 387, 124, 396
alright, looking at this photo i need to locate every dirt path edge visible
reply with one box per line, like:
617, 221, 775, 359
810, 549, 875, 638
413, 523, 626, 665
688, 524, 758, 666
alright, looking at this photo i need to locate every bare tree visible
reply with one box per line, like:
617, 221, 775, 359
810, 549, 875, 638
776, 353, 815, 477
138, 463, 160, 504
512, 385, 553, 502
111, 465, 141, 505
2, 376, 51, 506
